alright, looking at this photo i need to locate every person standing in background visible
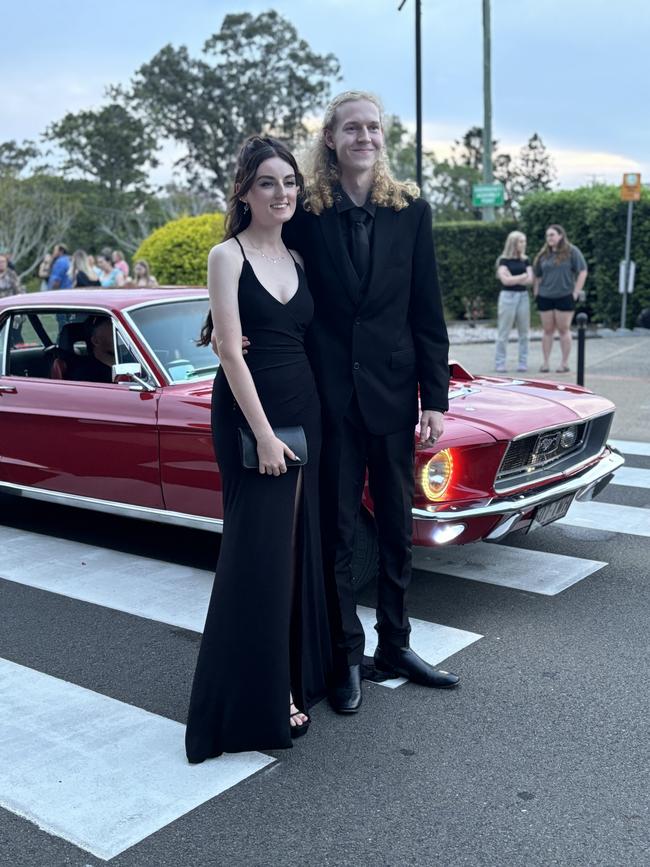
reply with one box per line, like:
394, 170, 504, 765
112, 250, 130, 280
47, 244, 73, 290
71, 250, 101, 287
96, 249, 125, 287
128, 259, 159, 288
0, 253, 25, 297
38, 253, 52, 291
533, 224, 587, 373
494, 231, 533, 373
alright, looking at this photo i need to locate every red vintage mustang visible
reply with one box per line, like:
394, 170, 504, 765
0, 289, 623, 587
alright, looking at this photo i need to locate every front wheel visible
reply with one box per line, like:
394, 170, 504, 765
351, 508, 379, 597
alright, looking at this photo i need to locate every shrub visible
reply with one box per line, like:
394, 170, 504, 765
433, 220, 517, 319
133, 213, 226, 285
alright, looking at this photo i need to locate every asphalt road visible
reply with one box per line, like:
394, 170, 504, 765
1, 442, 648, 867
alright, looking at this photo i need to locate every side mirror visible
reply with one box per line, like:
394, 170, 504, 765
112, 362, 142, 383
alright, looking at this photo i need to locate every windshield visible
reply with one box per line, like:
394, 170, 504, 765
128, 298, 218, 382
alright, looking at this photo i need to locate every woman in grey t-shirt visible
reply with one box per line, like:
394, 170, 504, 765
533, 224, 587, 373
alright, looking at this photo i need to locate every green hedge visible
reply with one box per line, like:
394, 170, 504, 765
137, 189, 650, 327
521, 186, 650, 326
433, 220, 517, 319
133, 213, 226, 285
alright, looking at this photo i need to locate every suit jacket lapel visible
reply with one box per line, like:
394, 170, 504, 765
319, 206, 362, 306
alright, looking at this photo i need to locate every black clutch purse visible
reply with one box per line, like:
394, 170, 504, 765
238, 425, 308, 469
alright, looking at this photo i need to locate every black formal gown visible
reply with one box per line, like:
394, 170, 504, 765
185, 239, 332, 762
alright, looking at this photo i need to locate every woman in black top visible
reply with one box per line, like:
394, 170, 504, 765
495, 231, 533, 372
71, 250, 100, 288
185, 137, 331, 763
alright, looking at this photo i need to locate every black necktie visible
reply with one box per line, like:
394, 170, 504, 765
349, 208, 370, 281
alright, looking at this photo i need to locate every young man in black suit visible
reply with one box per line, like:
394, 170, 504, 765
285, 91, 459, 712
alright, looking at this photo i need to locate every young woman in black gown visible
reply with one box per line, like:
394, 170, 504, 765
185, 137, 332, 763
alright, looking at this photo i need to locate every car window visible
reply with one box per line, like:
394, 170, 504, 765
7, 312, 55, 378
128, 299, 219, 382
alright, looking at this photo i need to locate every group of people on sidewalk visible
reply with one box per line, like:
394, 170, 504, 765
37, 245, 159, 289
0, 246, 159, 296
494, 226, 588, 374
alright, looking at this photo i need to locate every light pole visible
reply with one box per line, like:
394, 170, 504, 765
482, 0, 495, 221
398, 0, 423, 189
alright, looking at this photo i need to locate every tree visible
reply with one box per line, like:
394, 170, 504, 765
517, 133, 557, 195
124, 11, 340, 200
97, 184, 221, 255
0, 139, 42, 177
384, 115, 418, 182
45, 103, 159, 204
451, 126, 497, 173
0, 175, 79, 278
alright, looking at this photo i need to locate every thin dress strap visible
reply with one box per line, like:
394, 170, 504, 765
233, 235, 248, 261
286, 248, 298, 265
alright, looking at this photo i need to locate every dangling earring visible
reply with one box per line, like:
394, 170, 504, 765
242, 202, 249, 213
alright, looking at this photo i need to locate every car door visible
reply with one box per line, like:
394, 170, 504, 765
0, 308, 164, 509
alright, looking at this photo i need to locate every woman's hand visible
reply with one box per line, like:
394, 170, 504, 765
256, 433, 298, 476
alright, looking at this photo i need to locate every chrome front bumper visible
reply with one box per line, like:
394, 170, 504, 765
411, 448, 624, 536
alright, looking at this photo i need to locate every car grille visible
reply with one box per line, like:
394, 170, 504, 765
495, 413, 614, 492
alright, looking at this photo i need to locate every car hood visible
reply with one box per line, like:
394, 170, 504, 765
446, 376, 615, 442
169, 376, 615, 446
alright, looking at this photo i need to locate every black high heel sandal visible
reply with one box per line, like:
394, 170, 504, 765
290, 704, 310, 739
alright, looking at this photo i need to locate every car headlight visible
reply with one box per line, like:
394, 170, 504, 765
560, 425, 578, 449
421, 449, 453, 501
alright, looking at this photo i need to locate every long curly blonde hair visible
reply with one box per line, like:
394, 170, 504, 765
302, 90, 419, 214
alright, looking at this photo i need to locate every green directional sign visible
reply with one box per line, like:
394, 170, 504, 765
472, 182, 505, 207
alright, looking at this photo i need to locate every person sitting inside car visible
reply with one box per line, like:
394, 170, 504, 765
68, 317, 115, 384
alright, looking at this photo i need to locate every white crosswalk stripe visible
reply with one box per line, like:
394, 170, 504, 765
0, 658, 273, 861
0, 527, 481, 690
611, 466, 650, 489
412, 543, 607, 596
559, 500, 650, 537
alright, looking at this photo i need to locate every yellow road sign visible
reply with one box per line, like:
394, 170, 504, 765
621, 172, 641, 202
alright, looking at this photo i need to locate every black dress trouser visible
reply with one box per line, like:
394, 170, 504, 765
320, 395, 415, 666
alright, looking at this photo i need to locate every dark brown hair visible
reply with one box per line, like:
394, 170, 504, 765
198, 136, 303, 347
533, 223, 572, 268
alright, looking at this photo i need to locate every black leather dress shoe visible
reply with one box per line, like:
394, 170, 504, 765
374, 646, 460, 688
329, 664, 362, 713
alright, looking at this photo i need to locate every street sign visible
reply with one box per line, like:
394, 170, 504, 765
472, 182, 504, 207
619, 260, 636, 294
621, 172, 641, 202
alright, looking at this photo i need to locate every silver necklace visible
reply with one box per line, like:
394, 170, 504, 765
250, 243, 287, 264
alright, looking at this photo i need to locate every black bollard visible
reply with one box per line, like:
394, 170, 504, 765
576, 312, 588, 386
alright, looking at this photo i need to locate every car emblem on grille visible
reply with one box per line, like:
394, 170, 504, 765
538, 433, 560, 453
531, 430, 562, 464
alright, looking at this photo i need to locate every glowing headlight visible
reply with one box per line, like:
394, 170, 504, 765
560, 426, 578, 449
421, 449, 453, 501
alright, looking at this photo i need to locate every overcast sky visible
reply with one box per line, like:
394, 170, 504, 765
3, 0, 648, 189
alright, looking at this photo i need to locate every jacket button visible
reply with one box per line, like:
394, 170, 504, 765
354, 318, 361, 325
353, 362, 360, 370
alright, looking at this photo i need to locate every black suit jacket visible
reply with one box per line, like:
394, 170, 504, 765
285, 197, 449, 436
